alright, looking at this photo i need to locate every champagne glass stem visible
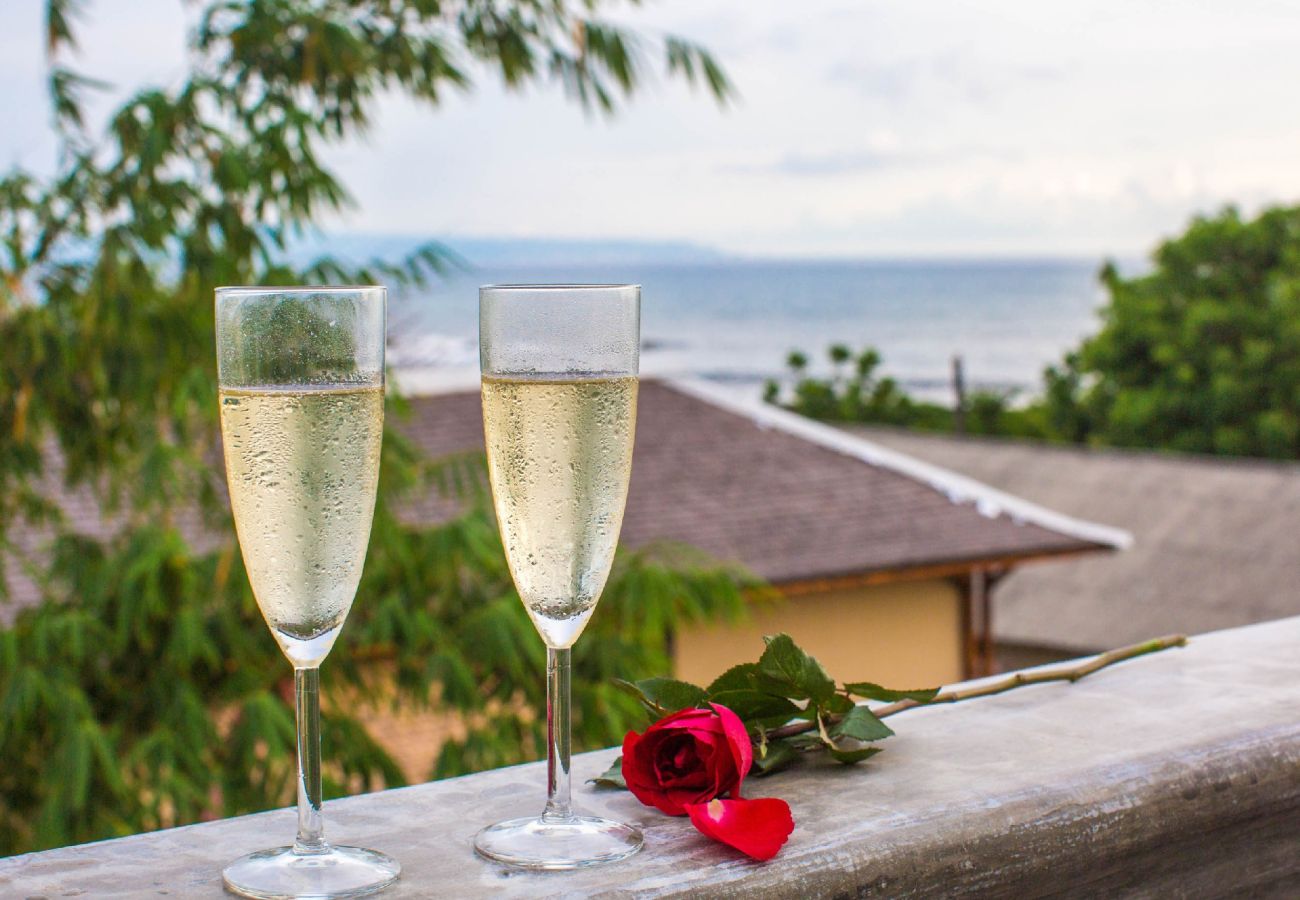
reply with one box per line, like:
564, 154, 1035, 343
542, 647, 573, 822
294, 665, 327, 854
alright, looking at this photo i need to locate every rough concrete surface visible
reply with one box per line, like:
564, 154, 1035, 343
3, 618, 1298, 898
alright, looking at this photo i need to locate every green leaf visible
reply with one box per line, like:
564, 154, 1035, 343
828, 746, 883, 765
610, 677, 651, 708
831, 705, 895, 743
590, 756, 626, 790
638, 676, 708, 712
844, 682, 941, 703
613, 676, 706, 714
822, 693, 855, 715
789, 733, 825, 751
707, 690, 799, 726
706, 662, 759, 694
750, 739, 798, 776
758, 633, 836, 702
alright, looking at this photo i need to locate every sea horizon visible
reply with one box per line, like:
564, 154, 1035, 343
296, 229, 1143, 268
372, 251, 1126, 406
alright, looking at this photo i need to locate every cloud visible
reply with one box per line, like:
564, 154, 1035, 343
4, 0, 1299, 258
729, 164, 1274, 258
827, 50, 1071, 106
725, 144, 1016, 177
760, 148, 917, 176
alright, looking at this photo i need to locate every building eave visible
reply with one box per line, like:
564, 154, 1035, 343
772, 543, 1111, 596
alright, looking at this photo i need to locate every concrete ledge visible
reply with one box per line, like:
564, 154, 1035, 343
3, 618, 1298, 898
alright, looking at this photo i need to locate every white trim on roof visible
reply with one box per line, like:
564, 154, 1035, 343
666, 377, 1134, 552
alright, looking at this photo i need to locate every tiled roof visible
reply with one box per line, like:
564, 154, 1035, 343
397, 380, 1118, 585
840, 424, 1300, 651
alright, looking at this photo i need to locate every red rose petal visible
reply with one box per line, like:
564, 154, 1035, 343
627, 780, 690, 816
624, 731, 691, 816
657, 709, 722, 731
709, 703, 753, 793
685, 797, 794, 861
665, 786, 711, 811
653, 734, 701, 781
686, 732, 724, 770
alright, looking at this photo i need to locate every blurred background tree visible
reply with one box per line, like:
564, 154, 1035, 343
1042, 205, 1300, 458
767, 345, 1049, 438
770, 205, 1300, 459
0, 0, 748, 855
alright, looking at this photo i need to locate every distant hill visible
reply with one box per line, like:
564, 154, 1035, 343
289, 233, 730, 267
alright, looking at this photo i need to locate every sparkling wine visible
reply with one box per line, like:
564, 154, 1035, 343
481, 374, 638, 647
220, 384, 384, 665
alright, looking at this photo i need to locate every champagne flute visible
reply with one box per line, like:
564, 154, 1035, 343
474, 284, 643, 870
216, 286, 400, 899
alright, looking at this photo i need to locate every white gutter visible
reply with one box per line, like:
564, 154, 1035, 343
666, 377, 1134, 551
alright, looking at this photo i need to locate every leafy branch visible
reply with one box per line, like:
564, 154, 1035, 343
599, 632, 1188, 785
768, 633, 1188, 740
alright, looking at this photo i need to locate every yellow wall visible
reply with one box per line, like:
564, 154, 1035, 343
674, 578, 965, 689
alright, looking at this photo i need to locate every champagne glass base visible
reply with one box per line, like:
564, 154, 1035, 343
222, 844, 400, 899
474, 815, 643, 870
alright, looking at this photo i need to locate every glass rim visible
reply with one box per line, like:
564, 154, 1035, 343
480, 283, 640, 292
215, 285, 386, 296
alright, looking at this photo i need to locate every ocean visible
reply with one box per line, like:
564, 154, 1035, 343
387, 259, 1110, 404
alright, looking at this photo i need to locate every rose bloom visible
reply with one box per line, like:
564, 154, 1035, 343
621, 703, 753, 816
621, 702, 794, 861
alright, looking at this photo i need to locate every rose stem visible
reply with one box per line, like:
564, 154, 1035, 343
766, 634, 1188, 742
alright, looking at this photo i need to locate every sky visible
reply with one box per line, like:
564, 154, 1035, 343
2, 1, 1299, 258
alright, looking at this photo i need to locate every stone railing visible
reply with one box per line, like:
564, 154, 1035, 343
3, 617, 1298, 898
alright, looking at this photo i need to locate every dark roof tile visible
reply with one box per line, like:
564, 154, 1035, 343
397, 381, 1110, 584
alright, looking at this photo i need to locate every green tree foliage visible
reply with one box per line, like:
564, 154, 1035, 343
1043, 205, 1300, 458
765, 345, 1050, 438
773, 206, 1300, 457
767, 346, 922, 425
0, 0, 744, 855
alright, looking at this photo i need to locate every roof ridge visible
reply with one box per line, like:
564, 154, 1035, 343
843, 423, 1300, 472
663, 378, 1134, 551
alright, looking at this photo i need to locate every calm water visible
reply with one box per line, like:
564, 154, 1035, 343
389, 259, 1108, 402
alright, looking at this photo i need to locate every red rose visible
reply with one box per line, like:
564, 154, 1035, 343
621, 703, 795, 861
621, 703, 753, 816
